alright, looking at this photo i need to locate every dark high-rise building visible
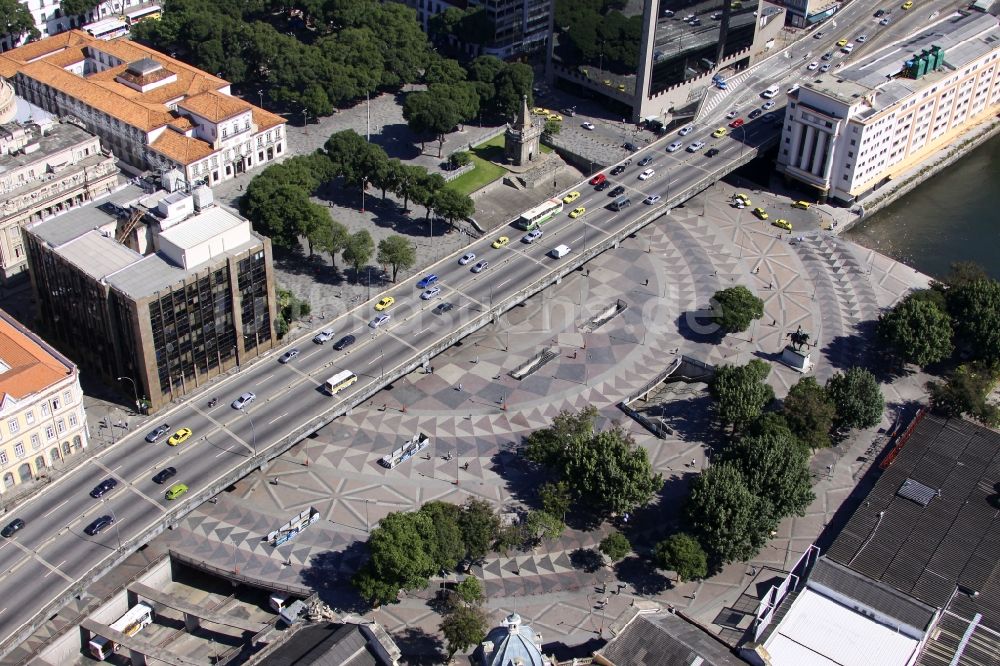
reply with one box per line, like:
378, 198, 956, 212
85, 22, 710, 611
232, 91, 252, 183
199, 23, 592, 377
24, 179, 277, 412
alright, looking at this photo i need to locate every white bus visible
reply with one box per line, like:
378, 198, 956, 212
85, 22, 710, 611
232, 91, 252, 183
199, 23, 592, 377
516, 198, 564, 230
124, 4, 162, 26
88, 603, 154, 660
83, 17, 128, 40
761, 84, 780, 99
324, 370, 358, 395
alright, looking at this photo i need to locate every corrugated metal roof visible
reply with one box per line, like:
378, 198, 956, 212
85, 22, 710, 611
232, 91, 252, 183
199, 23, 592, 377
595, 611, 744, 666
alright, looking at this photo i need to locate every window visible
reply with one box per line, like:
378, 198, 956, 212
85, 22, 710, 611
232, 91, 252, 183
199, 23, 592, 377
57, 419, 66, 434
52, 397, 60, 410
69, 414, 78, 427
63, 390, 71, 404
41, 402, 49, 416
14, 443, 24, 458
45, 426, 55, 440
0, 451, 6, 465
7, 419, 18, 435
30, 434, 40, 450
25, 411, 34, 425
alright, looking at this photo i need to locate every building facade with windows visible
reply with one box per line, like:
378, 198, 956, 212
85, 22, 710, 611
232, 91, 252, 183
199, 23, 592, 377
0, 308, 87, 495
776, 11, 1000, 205
24, 179, 277, 412
1, 0, 162, 52
0, 118, 119, 283
395, 0, 551, 59
0, 31, 286, 187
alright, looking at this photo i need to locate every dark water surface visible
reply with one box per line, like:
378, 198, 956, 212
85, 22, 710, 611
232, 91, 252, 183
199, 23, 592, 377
845, 133, 1000, 280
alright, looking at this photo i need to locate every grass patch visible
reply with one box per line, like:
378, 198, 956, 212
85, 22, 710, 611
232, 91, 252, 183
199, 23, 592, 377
446, 134, 509, 196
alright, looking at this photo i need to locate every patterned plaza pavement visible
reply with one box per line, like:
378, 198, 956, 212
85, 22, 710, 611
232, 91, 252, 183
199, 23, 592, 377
159, 182, 930, 659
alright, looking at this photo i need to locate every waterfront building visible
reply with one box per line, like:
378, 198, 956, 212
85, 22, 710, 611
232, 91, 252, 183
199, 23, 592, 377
0, 118, 119, 283
23, 179, 277, 412
547, 0, 785, 123
0, 308, 88, 495
0, 30, 286, 187
777, 11, 1000, 205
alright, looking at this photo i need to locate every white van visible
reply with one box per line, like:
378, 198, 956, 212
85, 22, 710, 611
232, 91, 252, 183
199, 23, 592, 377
549, 245, 572, 259
761, 84, 779, 99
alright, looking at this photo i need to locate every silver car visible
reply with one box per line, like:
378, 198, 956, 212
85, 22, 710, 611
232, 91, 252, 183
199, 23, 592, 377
471, 261, 489, 273
459, 252, 476, 265
678, 125, 694, 136
231, 392, 255, 410
369, 314, 391, 328
421, 286, 442, 300
666, 141, 683, 152
313, 329, 334, 344
686, 141, 706, 152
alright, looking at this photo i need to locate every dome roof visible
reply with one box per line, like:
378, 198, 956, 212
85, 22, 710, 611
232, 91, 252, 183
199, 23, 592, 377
481, 612, 549, 666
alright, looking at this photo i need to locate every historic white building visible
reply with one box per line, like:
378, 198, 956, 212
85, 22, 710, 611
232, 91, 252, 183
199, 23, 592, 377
777, 11, 1000, 204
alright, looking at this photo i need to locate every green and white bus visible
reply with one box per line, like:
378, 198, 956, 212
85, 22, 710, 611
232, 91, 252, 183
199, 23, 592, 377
516, 198, 564, 230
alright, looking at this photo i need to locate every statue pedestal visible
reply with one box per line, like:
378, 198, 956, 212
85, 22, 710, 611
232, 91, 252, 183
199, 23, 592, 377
781, 345, 813, 373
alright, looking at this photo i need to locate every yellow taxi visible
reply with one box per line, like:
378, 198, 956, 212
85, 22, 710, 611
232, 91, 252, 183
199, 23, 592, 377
491, 236, 510, 249
734, 193, 751, 206
547, 113, 563, 122
617, 83, 626, 92
836, 38, 848, 47
532, 107, 549, 115
752, 207, 769, 220
168, 427, 192, 446
569, 206, 587, 219
792, 200, 811, 210
563, 191, 581, 204
772, 218, 792, 231
712, 127, 728, 138
375, 296, 395, 311
165, 483, 188, 501
901, 0, 913, 8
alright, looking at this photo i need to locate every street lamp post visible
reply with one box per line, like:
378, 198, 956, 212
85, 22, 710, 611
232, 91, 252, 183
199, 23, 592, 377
240, 407, 258, 460
302, 108, 309, 134
364, 499, 370, 533
257, 89, 264, 108
108, 506, 123, 552
116, 376, 139, 413
361, 176, 368, 213
367, 267, 372, 301
379, 344, 385, 379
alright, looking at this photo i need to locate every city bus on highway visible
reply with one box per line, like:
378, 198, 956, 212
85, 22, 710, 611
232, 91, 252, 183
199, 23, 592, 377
324, 370, 358, 395
88, 603, 154, 659
516, 198, 564, 230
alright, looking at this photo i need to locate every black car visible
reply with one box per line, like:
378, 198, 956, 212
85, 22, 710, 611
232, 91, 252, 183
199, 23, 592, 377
874, 8, 885, 17
84, 515, 114, 536
609, 185, 626, 197
332, 335, 356, 351
623, 142, 638, 152
594, 180, 610, 191
638, 156, 653, 167
433, 302, 454, 315
152, 467, 177, 484
144, 423, 170, 443
610, 164, 626, 176
90, 478, 118, 498
1, 519, 25, 538
705, 148, 720, 157
748, 109, 763, 119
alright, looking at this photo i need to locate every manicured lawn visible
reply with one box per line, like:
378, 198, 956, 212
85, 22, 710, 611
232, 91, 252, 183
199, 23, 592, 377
444, 132, 552, 196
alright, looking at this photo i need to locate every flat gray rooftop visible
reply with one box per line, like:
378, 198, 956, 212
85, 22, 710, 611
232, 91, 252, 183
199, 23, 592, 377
0, 121, 97, 173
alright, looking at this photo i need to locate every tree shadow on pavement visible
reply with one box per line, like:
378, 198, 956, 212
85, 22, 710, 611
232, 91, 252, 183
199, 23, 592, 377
614, 555, 671, 596
299, 543, 370, 612
570, 547, 604, 574
391, 626, 446, 666
674, 312, 726, 346
374, 123, 423, 161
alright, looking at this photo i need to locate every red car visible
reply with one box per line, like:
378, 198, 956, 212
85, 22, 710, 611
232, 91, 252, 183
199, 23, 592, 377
589, 173, 607, 186
729, 118, 745, 128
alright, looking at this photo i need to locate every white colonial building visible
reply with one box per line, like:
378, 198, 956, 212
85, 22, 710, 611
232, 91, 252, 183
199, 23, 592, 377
777, 11, 1000, 205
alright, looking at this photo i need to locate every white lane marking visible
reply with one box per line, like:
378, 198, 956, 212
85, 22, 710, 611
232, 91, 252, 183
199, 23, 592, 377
0, 608, 6, 616
42, 498, 70, 519
496, 278, 512, 289
267, 412, 287, 425
256, 373, 274, 384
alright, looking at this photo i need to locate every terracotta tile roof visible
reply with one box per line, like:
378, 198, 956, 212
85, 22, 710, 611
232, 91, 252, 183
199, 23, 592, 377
0, 311, 71, 402
178, 90, 249, 122
44, 46, 86, 69
253, 106, 285, 132
169, 116, 194, 132
149, 129, 214, 165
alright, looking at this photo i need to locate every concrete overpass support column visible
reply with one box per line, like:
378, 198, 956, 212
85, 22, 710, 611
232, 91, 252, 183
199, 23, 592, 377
184, 612, 201, 632
127, 649, 147, 666
799, 126, 817, 172
810, 130, 828, 176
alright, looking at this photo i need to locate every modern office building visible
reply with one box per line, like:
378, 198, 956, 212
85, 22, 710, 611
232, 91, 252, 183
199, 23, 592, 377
777, 11, 1000, 205
24, 179, 277, 412
0, 30, 286, 187
0, 308, 88, 495
780, 0, 840, 29
0, 117, 119, 283
548, 0, 785, 122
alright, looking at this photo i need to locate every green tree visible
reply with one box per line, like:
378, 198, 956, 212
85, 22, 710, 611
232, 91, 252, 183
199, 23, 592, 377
562, 425, 662, 517
432, 186, 475, 228
419, 501, 466, 573
946, 278, 1000, 363
538, 480, 573, 521
685, 463, 775, 565
544, 119, 562, 135
877, 292, 954, 366
298, 201, 332, 257
241, 181, 313, 247
342, 230, 375, 283
781, 376, 836, 450
709, 360, 775, 434
458, 498, 500, 562
455, 576, 484, 606
826, 368, 884, 430
424, 57, 467, 85
524, 406, 598, 468
56, 0, 97, 18
599, 531, 632, 561
449, 151, 472, 168
710, 285, 764, 334
2, 0, 40, 43
403, 89, 461, 156
927, 362, 1000, 426
353, 511, 436, 606
723, 431, 815, 519
523, 510, 565, 545
653, 533, 708, 582
377, 235, 417, 282
440, 605, 488, 659
396, 164, 426, 212
311, 220, 349, 269
493, 62, 534, 119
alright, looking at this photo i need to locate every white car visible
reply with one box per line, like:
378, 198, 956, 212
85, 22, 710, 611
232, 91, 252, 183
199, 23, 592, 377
522, 229, 543, 243
581, 122, 595, 130
312, 329, 334, 344
678, 124, 694, 136
459, 252, 476, 265
856, 34, 867, 43
686, 140, 706, 152
726, 110, 738, 119
638, 168, 655, 180
762, 101, 775, 110
420, 286, 441, 300
667, 141, 683, 152
643, 195, 661, 204
879, 16, 891, 25
820, 64, 831, 72
787, 84, 799, 94
369, 314, 390, 329
807, 61, 819, 70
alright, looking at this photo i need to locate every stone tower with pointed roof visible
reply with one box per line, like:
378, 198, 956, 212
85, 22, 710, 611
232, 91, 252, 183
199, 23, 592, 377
505, 95, 542, 166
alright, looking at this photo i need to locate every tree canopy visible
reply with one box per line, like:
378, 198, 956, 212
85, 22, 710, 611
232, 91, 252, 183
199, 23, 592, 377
877, 291, 954, 367
946, 277, 1000, 364
722, 430, 815, 519
440, 605, 488, 659
599, 531, 632, 561
654, 533, 708, 582
353, 510, 437, 606
342, 230, 375, 281
826, 368, 884, 430
710, 286, 764, 334
2, 0, 40, 43
377, 235, 416, 282
709, 360, 775, 433
781, 376, 836, 450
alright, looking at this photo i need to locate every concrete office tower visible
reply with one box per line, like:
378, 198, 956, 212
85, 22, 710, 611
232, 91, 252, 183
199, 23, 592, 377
0, 118, 119, 283
547, 0, 785, 123
777, 12, 1000, 205
0, 308, 88, 496
24, 179, 277, 412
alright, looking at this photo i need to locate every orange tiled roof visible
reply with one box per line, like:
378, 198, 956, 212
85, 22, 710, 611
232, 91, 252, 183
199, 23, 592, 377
0, 311, 71, 402
178, 90, 249, 123
253, 106, 285, 132
149, 129, 214, 165
169, 116, 194, 132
